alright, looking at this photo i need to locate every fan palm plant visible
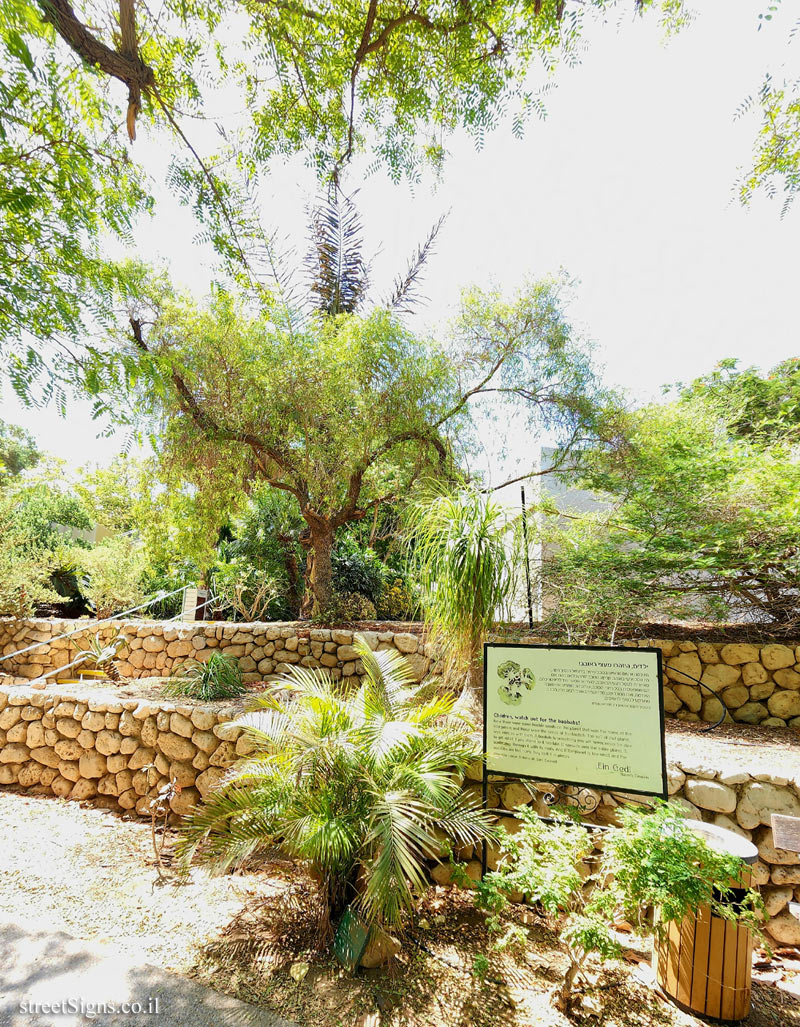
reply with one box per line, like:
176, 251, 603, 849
405, 485, 519, 703
179, 634, 493, 935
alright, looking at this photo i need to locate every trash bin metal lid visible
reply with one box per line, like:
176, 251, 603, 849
685, 820, 759, 864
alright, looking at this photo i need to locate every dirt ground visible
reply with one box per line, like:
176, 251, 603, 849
1, 789, 799, 1027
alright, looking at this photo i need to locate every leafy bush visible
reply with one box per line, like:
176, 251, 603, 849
180, 635, 495, 936
331, 536, 385, 605
316, 589, 376, 624
475, 802, 763, 1013
165, 652, 247, 701
77, 537, 147, 619
376, 576, 417, 620
211, 561, 279, 621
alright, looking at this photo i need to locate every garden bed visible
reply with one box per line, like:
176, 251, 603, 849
0, 790, 798, 1027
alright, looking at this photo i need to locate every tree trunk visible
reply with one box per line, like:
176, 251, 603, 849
308, 520, 336, 617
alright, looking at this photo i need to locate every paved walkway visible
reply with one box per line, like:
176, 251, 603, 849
0, 918, 296, 1027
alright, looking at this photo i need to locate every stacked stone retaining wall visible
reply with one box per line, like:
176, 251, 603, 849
0, 619, 432, 686
2, 621, 798, 730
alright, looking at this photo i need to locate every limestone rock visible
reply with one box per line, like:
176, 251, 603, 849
712, 814, 751, 841
663, 687, 682, 713
128, 747, 156, 771
742, 662, 768, 686
17, 762, 42, 787
761, 644, 796, 671
95, 729, 123, 756
755, 826, 800, 866
667, 767, 686, 795
700, 664, 741, 693
673, 684, 702, 712
720, 644, 759, 666
684, 779, 737, 814
720, 685, 749, 709
665, 653, 702, 685
70, 779, 98, 801
169, 786, 201, 817
771, 866, 800, 886
763, 886, 793, 916
168, 760, 196, 787
196, 766, 227, 798
170, 712, 193, 738
359, 928, 401, 968
0, 743, 30, 764
774, 668, 800, 690
732, 702, 768, 725
190, 709, 217, 731
56, 717, 81, 739
737, 782, 800, 830
209, 741, 237, 767
768, 691, 800, 720
765, 910, 800, 946
29, 746, 60, 768
156, 733, 195, 762
78, 751, 107, 780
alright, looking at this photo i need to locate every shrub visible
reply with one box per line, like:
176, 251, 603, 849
375, 576, 416, 620
475, 802, 763, 1014
165, 652, 247, 701
211, 561, 279, 621
77, 537, 147, 619
179, 634, 495, 938
331, 536, 385, 605
316, 589, 376, 624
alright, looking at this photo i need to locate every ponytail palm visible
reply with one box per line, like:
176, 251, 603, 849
179, 634, 493, 932
406, 485, 518, 701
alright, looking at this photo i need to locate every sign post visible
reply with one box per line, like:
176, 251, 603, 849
481, 642, 667, 868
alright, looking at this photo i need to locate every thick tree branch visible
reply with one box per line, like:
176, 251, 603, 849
37, 0, 153, 140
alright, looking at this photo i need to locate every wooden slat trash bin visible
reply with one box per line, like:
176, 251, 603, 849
654, 821, 759, 1024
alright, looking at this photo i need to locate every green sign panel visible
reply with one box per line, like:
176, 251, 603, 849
333, 906, 371, 972
484, 643, 667, 798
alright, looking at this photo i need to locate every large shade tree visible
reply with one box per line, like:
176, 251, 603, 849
94, 253, 608, 613
2, 0, 690, 384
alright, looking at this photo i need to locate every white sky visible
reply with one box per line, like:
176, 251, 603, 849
2, 0, 798, 478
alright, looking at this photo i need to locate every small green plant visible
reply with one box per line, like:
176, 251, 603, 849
475, 802, 763, 1013
73, 628, 127, 681
165, 652, 247, 701
179, 634, 496, 941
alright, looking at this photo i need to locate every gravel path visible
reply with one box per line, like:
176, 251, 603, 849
0, 790, 280, 976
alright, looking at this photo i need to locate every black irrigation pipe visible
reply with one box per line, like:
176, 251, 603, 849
669, 668, 732, 732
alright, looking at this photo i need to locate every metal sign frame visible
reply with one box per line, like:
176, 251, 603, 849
480, 642, 668, 873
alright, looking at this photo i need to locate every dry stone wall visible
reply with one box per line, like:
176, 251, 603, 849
0, 680, 799, 946
447, 756, 800, 948
2, 621, 798, 731
657, 640, 800, 729
0, 619, 432, 685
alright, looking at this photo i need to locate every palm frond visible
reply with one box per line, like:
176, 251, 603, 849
384, 213, 448, 314
305, 190, 369, 316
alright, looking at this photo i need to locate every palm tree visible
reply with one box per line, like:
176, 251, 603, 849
179, 634, 494, 935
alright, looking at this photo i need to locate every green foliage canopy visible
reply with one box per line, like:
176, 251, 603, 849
539, 360, 800, 635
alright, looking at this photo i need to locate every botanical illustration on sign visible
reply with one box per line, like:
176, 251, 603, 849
497, 660, 536, 706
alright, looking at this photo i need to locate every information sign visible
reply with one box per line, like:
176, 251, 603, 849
484, 643, 667, 798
